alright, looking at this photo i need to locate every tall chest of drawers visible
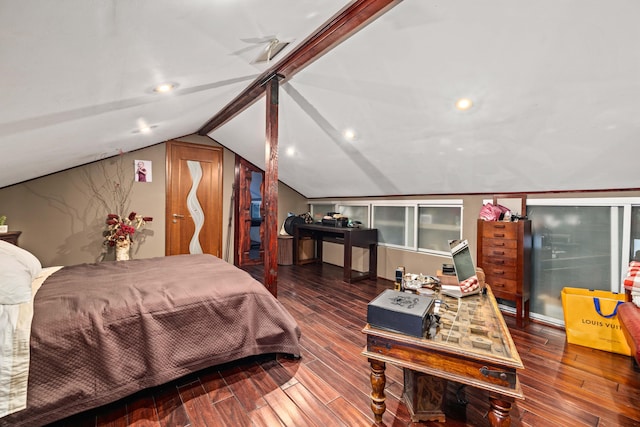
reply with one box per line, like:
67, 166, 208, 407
477, 219, 531, 327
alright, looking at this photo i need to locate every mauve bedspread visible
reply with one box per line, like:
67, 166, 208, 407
0, 254, 300, 426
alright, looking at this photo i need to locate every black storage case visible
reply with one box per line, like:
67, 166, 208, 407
367, 289, 435, 337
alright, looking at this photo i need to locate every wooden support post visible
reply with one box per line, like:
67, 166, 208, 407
263, 74, 281, 297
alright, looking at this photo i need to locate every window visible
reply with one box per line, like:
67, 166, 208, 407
309, 203, 336, 222
309, 199, 462, 254
309, 202, 370, 227
372, 205, 415, 247
417, 205, 462, 253
371, 200, 462, 253
337, 204, 370, 227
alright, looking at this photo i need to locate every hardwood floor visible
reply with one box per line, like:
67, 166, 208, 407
49, 263, 640, 427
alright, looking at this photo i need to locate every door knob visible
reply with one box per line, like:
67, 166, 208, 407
172, 213, 184, 223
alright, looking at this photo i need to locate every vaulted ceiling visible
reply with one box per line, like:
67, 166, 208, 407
2, 1, 639, 197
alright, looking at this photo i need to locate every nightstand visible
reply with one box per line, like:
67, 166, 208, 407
0, 231, 22, 246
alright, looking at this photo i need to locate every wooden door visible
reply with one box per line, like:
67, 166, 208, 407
166, 141, 223, 257
234, 156, 264, 266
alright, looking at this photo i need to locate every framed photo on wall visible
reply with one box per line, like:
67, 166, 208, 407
135, 160, 152, 183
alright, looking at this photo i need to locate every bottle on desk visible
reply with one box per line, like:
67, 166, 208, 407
395, 266, 405, 291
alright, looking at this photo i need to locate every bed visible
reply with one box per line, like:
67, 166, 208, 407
0, 246, 301, 427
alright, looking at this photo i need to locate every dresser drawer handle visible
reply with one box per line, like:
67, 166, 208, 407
494, 242, 505, 247
494, 270, 505, 275
493, 233, 505, 238
494, 283, 506, 288
494, 224, 506, 229
493, 259, 505, 265
492, 251, 505, 256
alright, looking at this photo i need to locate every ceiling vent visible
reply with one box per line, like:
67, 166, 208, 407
251, 39, 290, 64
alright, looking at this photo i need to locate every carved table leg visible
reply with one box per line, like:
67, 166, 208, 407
368, 358, 386, 423
488, 396, 513, 427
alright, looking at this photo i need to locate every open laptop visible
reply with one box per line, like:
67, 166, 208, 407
441, 239, 481, 298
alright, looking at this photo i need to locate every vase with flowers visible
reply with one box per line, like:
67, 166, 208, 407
84, 153, 154, 261
104, 212, 153, 261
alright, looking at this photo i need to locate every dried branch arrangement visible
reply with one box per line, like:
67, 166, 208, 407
83, 154, 134, 218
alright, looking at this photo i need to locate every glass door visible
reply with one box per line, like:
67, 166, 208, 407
529, 205, 617, 322
523, 197, 640, 326
631, 206, 640, 261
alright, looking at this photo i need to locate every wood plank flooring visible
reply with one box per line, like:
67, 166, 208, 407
48, 263, 640, 427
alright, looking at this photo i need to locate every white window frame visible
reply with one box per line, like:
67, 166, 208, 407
309, 202, 337, 221
309, 201, 371, 226
371, 202, 417, 250
309, 199, 463, 255
336, 202, 371, 227
415, 201, 464, 256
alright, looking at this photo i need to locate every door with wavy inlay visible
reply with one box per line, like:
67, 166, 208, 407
166, 141, 222, 257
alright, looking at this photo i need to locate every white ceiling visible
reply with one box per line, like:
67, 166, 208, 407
2, 0, 640, 198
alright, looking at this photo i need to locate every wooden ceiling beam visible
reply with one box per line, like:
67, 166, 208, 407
197, 0, 402, 136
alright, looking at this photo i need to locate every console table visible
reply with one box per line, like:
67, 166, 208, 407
362, 285, 524, 425
292, 223, 378, 283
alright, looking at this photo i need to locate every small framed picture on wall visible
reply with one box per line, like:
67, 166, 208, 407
135, 160, 152, 183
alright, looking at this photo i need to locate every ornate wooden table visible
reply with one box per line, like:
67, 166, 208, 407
362, 286, 524, 426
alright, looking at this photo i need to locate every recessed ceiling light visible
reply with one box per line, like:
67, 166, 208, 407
153, 82, 178, 93
343, 129, 356, 141
455, 98, 473, 111
132, 124, 158, 134
285, 147, 295, 157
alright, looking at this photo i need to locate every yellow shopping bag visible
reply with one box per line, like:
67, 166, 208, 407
561, 287, 631, 356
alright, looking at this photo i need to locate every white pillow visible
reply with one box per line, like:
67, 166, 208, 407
0, 254, 32, 304
0, 240, 42, 279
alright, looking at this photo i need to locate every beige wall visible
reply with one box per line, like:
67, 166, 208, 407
277, 184, 309, 227
0, 144, 166, 267
0, 134, 308, 267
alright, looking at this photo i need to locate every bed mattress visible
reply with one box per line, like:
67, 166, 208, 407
0, 254, 300, 426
